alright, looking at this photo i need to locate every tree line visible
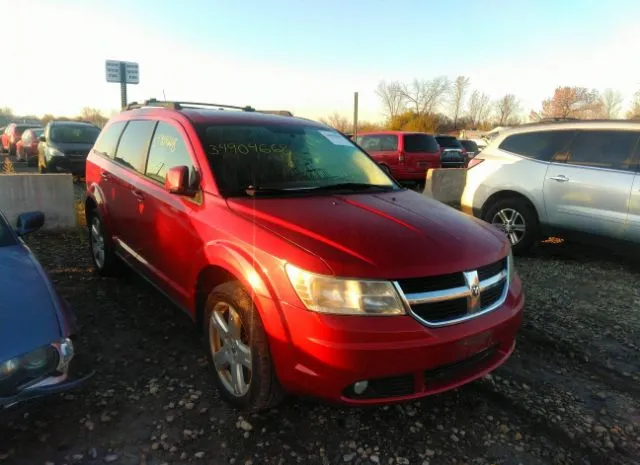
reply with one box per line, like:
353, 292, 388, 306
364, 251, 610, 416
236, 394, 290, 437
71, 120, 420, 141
0, 107, 109, 129
321, 77, 640, 134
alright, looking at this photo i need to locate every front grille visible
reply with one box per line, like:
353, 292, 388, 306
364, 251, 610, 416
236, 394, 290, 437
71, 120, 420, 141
397, 272, 464, 294
478, 258, 507, 281
481, 284, 504, 308
411, 298, 467, 323
424, 345, 498, 388
396, 258, 508, 326
343, 374, 414, 399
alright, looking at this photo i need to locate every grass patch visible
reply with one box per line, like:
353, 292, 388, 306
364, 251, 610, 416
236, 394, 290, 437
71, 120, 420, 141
75, 199, 86, 228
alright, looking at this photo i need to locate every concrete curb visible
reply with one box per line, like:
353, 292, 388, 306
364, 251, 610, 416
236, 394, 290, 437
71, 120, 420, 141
0, 173, 76, 229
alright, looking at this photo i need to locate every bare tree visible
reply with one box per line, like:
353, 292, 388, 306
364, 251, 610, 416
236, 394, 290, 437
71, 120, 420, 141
319, 112, 351, 132
376, 81, 405, 120
78, 107, 108, 128
600, 88, 623, 119
627, 90, 640, 119
540, 86, 601, 119
449, 76, 470, 129
400, 76, 450, 116
467, 89, 490, 128
495, 94, 520, 126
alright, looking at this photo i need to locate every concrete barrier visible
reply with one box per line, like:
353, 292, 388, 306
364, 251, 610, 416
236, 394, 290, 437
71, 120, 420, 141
0, 174, 76, 229
422, 168, 466, 207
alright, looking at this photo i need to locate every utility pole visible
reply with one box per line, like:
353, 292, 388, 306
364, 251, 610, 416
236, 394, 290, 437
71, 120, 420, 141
120, 62, 128, 109
353, 92, 359, 139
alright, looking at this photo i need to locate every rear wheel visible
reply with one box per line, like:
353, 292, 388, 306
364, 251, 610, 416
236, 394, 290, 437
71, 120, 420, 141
483, 196, 539, 255
204, 281, 284, 411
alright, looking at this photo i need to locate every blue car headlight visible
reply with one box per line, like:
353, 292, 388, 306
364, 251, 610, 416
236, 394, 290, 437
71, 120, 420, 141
0, 338, 74, 397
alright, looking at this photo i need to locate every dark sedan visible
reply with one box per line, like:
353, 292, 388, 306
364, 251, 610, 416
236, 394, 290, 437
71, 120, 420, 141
0, 210, 91, 409
37, 121, 101, 176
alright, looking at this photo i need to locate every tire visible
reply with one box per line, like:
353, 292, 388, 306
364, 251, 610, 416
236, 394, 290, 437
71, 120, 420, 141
87, 208, 119, 276
483, 196, 539, 255
204, 281, 284, 411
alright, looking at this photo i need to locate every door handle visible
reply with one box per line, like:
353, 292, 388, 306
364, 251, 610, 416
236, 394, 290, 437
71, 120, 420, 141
100, 172, 111, 180
131, 189, 145, 202
549, 175, 570, 182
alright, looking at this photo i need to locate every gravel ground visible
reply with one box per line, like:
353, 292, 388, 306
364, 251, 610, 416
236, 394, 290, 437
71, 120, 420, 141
0, 232, 638, 465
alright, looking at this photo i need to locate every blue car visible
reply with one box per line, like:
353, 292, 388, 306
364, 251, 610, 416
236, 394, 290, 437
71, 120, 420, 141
0, 210, 91, 409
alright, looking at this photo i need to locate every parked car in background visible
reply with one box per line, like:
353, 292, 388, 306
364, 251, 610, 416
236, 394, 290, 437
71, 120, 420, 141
356, 131, 441, 183
435, 135, 467, 168
461, 120, 640, 254
1, 123, 42, 156
84, 99, 524, 411
16, 128, 45, 165
0, 209, 90, 409
38, 121, 101, 175
460, 139, 480, 159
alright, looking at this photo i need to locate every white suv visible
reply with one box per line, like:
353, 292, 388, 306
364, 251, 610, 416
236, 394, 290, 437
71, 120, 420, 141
461, 121, 640, 254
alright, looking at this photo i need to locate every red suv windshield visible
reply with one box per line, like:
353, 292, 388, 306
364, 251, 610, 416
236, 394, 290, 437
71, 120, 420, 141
198, 123, 395, 196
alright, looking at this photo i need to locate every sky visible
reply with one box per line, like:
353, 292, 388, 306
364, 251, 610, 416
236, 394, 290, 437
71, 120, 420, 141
3, 0, 640, 122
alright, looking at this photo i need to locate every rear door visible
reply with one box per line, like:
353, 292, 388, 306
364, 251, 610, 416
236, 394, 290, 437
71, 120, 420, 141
402, 133, 441, 170
543, 129, 639, 239
357, 134, 399, 172
108, 119, 157, 260
134, 120, 204, 306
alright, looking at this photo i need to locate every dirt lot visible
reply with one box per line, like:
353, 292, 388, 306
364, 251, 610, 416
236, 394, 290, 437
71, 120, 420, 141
0, 232, 638, 465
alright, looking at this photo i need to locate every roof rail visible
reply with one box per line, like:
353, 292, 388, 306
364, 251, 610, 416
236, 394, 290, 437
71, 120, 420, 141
125, 99, 256, 112
257, 110, 294, 117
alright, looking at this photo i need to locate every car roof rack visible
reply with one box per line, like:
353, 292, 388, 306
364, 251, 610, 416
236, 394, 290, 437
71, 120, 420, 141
125, 98, 256, 112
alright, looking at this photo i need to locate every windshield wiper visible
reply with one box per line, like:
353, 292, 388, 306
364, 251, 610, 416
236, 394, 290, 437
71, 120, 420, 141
309, 183, 395, 192
244, 183, 394, 197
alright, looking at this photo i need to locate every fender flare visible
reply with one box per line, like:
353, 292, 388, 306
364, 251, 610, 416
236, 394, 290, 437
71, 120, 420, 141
191, 241, 291, 346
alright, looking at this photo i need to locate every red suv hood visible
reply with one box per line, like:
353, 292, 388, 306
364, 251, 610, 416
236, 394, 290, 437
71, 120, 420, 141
227, 190, 508, 279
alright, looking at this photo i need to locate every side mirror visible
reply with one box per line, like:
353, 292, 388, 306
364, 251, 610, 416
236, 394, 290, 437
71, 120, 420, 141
164, 166, 196, 197
16, 211, 45, 236
38, 135, 46, 142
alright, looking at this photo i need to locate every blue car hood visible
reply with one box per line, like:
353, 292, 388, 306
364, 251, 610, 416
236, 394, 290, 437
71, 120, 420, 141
0, 244, 63, 360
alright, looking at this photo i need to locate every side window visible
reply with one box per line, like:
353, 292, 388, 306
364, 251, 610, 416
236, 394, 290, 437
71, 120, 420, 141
145, 122, 196, 185
93, 121, 127, 158
359, 135, 398, 152
114, 120, 157, 173
499, 130, 574, 162
562, 130, 640, 171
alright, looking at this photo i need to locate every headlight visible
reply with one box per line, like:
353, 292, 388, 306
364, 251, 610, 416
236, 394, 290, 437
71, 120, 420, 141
0, 359, 19, 379
285, 264, 405, 315
46, 147, 64, 157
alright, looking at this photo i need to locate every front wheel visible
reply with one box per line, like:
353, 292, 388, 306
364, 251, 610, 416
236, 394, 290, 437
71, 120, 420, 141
483, 197, 539, 255
204, 282, 283, 411
87, 209, 119, 276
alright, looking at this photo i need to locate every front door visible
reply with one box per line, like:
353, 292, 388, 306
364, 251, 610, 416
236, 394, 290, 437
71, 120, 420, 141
132, 120, 204, 307
543, 129, 639, 240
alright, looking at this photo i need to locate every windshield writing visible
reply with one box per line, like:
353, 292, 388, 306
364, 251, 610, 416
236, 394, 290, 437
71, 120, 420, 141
199, 124, 394, 196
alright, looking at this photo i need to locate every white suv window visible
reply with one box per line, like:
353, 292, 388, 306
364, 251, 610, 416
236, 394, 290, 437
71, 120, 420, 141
558, 130, 640, 171
499, 130, 574, 162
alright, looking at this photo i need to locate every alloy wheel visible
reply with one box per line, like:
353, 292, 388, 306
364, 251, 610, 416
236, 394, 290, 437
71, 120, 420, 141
491, 208, 526, 245
90, 216, 106, 269
209, 302, 252, 397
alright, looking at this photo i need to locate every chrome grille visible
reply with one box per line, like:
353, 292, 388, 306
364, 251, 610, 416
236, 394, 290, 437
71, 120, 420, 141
394, 257, 509, 327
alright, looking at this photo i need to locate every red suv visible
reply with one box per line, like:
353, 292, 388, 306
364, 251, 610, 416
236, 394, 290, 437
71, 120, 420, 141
356, 131, 441, 182
85, 100, 524, 410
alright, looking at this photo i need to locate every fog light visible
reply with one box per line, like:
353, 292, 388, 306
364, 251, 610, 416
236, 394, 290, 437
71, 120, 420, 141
353, 380, 369, 395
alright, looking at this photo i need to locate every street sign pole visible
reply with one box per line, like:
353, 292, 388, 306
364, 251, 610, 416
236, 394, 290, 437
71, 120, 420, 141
120, 62, 127, 109
353, 92, 359, 139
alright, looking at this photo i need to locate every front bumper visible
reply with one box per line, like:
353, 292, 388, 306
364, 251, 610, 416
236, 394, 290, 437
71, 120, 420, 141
0, 370, 94, 409
272, 275, 524, 405
45, 156, 87, 176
